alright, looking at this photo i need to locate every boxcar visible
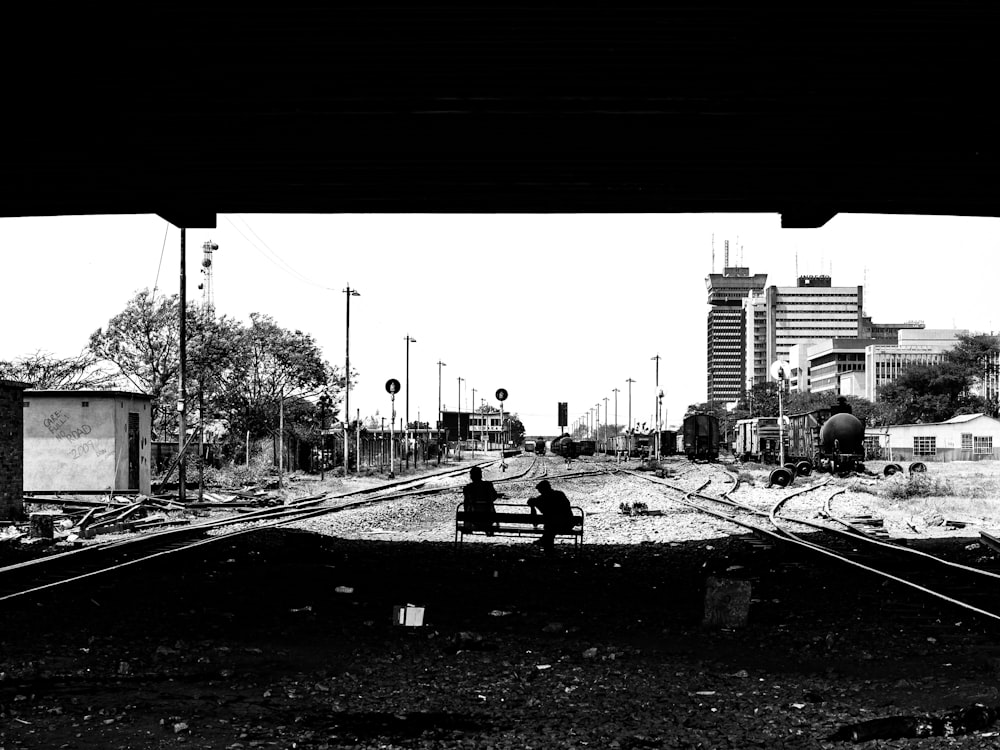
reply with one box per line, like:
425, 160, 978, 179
523, 440, 536, 454
682, 412, 720, 461
575, 439, 596, 456
734, 417, 783, 463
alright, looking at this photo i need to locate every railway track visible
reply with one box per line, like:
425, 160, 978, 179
0, 456, 524, 603
627, 462, 1000, 627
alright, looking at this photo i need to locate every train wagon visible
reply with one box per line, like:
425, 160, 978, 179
734, 417, 783, 464
785, 407, 867, 476
682, 412, 720, 461
523, 440, 536, 454
575, 439, 596, 456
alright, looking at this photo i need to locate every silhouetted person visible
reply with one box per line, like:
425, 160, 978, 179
462, 466, 498, 535
830, 396, 853, 415
527, 479, 574, 554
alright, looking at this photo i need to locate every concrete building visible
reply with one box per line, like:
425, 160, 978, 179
0, 380, 30, 520
742, 290, 768, 390
865, 329, 967, 402
22, 390, 153, 494
765, 276, 863, 381
860, 318, 925, 342
805, 338, 879, 394
866, 413, 1000, 462
706, 264, 768, 406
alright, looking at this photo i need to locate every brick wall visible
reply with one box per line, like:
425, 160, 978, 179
0, 383, 26, 520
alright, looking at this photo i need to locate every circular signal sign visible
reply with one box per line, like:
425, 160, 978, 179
496, 388, 508, 402
770, 360, 791, 381
385, 378, 401, 394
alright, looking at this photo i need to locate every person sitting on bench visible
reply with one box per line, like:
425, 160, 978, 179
527, 480, 574, 553
462, 466, 499, 535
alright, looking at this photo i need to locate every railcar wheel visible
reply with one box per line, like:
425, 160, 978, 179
909, 462, 927, 474
883, 463, 903, 477
769, 467, 794, 487
795, 460, 812, 477
783, 462, 797, 475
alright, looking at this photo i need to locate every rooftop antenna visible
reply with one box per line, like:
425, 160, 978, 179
795, 249, 798, 279
724, 239, 729, 269
711, 233, 715, 273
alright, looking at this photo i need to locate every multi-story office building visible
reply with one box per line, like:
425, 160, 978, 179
859, 317, 926, 342
865, 329, 968, 401
706, 266, 768, 406
765, 275, 863, 380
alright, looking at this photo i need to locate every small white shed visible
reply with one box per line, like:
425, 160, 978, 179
866, 413, 1000, 462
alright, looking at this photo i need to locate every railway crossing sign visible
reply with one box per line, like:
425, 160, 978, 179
385, 378, 400, 394
495, 388, 508, 402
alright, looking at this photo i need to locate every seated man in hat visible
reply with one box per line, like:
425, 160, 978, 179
462, 466, 499, 535
526, 479, 575, 553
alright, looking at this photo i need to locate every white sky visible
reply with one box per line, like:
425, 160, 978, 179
1, 212, 997, 436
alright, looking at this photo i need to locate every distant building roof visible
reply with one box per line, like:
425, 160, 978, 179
0, 379, 32, 389
23, 389, 152, 399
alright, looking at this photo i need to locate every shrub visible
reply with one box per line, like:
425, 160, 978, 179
880, 473, 953, 500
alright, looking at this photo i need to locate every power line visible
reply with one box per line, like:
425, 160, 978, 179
151, 221, 170, 300
224, 215, 335, 291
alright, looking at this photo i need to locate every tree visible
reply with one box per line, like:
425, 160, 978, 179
0, 350, 118, 390
88, 289, 241, 439
875, 362, 983, 424
506, 414, 526, 445
946, 333, 1000, 417
214, 313, 339, 457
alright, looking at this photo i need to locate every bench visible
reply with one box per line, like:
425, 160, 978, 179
455, 503, 585, 550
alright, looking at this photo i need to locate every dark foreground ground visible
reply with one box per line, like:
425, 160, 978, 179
1, 530, 999, 749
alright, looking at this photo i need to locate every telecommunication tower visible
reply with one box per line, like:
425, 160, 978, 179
198, 240, 219, 315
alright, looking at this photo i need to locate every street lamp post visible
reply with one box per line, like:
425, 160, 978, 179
457, 376, 464, 459
344, 285, 360, 474
437, 360, 446, 462
404, 335, 416, 467
612, 387, 620, 458
603, 397, 609, 451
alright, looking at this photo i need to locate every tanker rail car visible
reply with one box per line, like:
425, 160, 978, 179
768, 408, 870, 486
682, 412, 720, 461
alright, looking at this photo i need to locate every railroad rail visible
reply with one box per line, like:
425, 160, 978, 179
625, 463, 1000, 626
0, 456, 521, 603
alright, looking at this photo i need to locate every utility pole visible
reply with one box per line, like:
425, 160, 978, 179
178, 228, 187, 502
626, 377, 636, 457
344, 285, 360, 474
471, 387, 476, 457
652, 354, 661, 462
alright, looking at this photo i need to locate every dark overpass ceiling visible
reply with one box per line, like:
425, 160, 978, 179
6, 5, 998, 229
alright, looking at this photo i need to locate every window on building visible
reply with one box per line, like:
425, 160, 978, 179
974, 436, 993, 455
82, 401, 89, 408
913, 436, 936, 456
961, 433, 973, 450
22, 401, 29, 408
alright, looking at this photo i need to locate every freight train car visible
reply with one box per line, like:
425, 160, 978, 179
734, 417, 783, 464
768, 408, 869, 486
682, 412, 720, 461
523, 440, 536, 454
575, 439, 596, 456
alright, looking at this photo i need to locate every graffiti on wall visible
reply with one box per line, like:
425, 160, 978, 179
44, 410, 109, 461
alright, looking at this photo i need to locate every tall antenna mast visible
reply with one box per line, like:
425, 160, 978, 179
200, 240, 219, 316
711, 233, 715, 273
724, 239, 729, 269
